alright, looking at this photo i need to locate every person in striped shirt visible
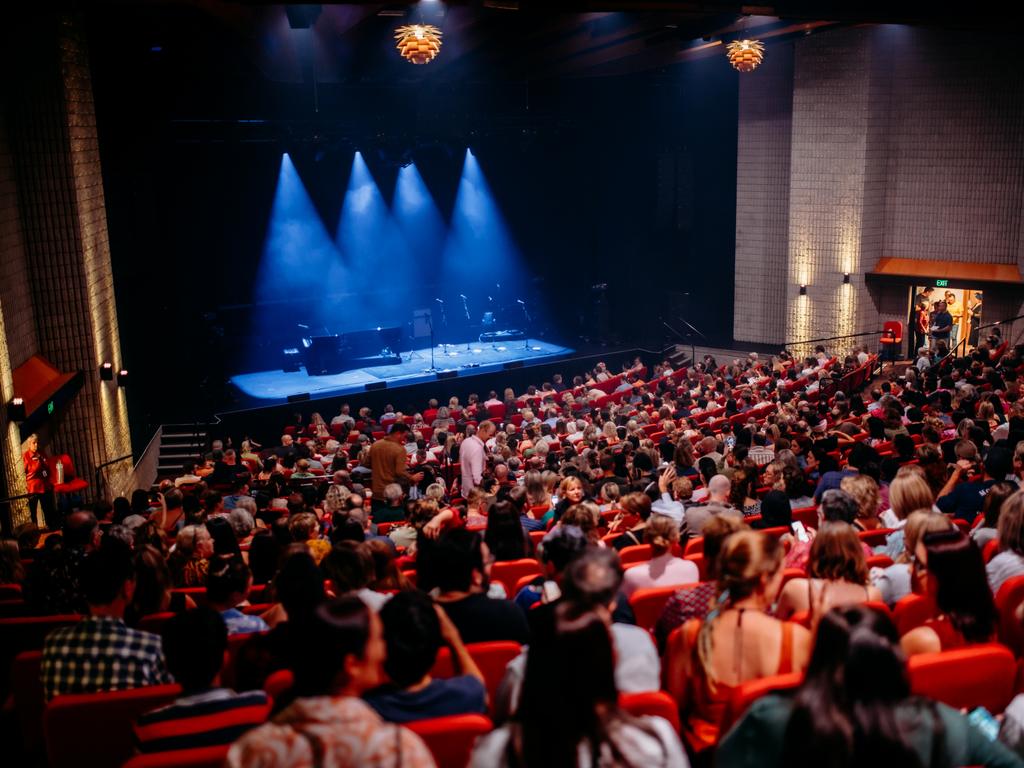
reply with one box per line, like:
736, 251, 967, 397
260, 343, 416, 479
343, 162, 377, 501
134, 607, 270, 753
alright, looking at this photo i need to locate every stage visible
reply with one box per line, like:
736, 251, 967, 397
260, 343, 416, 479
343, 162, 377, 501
229, 338, 574, 404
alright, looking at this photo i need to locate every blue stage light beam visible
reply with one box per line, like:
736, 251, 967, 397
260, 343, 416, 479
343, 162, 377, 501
393, 163, 446, 269
442, 148, 528, 317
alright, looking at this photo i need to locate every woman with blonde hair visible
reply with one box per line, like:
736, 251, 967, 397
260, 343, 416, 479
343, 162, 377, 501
872, 510, 951, 606
667, 531, 812, 754
841, 474, 882, 531
322, 484, 350, 516
777, 523, 882, 619
309, 412, 330, 439
621, 515, 697, 597
987, 490, 1024, 594
878, 469, 936, 558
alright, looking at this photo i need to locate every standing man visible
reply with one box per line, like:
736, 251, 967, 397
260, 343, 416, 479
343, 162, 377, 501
912, 300, 929, 360
369, 423, 418, 516
944, 291, 962, 350
929, 300, 954, 352
23, 433, 57, 530
460, 421, 495, 498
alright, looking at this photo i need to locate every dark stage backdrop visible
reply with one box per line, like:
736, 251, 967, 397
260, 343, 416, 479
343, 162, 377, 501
87, 17, 737, 444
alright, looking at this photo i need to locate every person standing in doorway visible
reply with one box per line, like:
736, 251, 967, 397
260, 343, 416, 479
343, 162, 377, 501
23, 434, 57, 530
912, 299, 929, 359
929, 301, 953, 352
944, 291, 961, 350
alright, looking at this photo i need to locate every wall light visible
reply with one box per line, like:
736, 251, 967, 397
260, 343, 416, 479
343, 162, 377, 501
8, 397, 26, 422
100, 362, 114, 380
799, 284, 807, 296
117, 369, 129, 387
843, 272, 851, 284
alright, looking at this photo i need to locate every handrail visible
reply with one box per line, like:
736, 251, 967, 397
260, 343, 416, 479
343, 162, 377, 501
94, 453, 134, 501
783, 329, 885, 348
0, 492, 32, 537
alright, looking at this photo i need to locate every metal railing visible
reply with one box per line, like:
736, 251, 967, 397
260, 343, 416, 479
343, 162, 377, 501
0, 492, 32, 537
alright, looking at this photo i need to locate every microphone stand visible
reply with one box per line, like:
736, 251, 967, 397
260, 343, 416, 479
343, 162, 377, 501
435, 299, 448, 354
460, 295, 471, 351
519, 300, 531, 349
423, 308, 439, 373
677, 316, 709, 371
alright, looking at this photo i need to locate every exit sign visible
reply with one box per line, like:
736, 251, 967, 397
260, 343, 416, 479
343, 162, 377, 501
935, 279, 949, 287
47, 401, 54, 415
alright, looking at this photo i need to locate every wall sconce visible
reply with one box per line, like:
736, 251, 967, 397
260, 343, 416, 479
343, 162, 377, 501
843, 272, 851, 284
100, 362, 114, 380
799, 284, 807, 295
117, 369, 129, 387
8, 397, 26, 422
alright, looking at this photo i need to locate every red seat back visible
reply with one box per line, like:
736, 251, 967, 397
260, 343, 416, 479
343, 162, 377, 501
629, 587, 681, 633
893, 593, 935, 636
12, 650, 44, 755
983, 539, 1000, 564
44, 684, 183, 768
995, 575, 1024, 656
122, 746, 231, 768
907, 644, 1017, 713
720, 672, 804, 734
857, 528, 894, 548
430, 641, 522, 714
263, 668, 295, 700
619, 544, 653, 566
489, 559, 542, 598
406, 714, 493, 768
619, 690, 681, 732
0, 613, 81, 698
881, 321, 903, 345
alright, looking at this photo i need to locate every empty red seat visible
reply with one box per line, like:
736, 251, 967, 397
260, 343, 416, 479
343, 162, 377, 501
406, 713, 493, 768
44, 684, 183, 768
907, 644, 1017, 713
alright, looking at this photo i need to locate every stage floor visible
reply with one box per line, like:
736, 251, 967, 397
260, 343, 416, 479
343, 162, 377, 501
229, 338, 574, 403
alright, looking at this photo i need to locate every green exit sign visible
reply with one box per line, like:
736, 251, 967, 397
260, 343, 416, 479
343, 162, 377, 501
935, 279, 949, 287
47, 401, 54, 415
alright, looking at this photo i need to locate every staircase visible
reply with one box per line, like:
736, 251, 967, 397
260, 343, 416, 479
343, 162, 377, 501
156, 423, 209, 481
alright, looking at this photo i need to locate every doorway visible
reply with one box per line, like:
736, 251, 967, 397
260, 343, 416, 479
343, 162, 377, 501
909, 285, 983, 358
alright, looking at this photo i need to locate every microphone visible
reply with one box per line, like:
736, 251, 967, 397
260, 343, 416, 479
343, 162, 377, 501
459, 294, 467, 299
487, 296, 493, 301
434, 298, 444, 304
516, 299, 525, 305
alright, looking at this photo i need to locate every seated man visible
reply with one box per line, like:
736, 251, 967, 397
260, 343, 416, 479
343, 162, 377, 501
134, 608, 271, 752
206, 556, 269, 636
433, 529, 530, 644
364, 591, 486, 723
42, 537, 171, 700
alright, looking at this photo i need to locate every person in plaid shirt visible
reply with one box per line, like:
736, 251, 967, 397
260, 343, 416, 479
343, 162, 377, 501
42, 537, 171, 700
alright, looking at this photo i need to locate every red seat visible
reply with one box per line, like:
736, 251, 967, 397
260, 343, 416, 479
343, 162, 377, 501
907, 644, 1017, 713
983, 539, 1000, 564
880, 320, 903, 349
791, 506, 818, 528
683, 537, 703, 556
527, 530, 547, 548
406, 714, 493, 768
49, 453, 89, 494
44, 684, 183, 768
893, 593, 935, 636
490, 559, 542, 598
0, 613, 81, 698
11, 650, 44, 755
629, 587, 681, 634
263, 668, 294, 700
720, 672, 804, 734
122, 746, 231, 768
857, 528, 894, 548
619, 544, 653, 566
619, 690, 681, 732
995, 575, 1024, 656
431, 640, 522, 715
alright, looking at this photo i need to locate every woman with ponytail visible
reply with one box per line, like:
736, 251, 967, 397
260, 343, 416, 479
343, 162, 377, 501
665, 530, 812, 756
718, 605, 1022, 768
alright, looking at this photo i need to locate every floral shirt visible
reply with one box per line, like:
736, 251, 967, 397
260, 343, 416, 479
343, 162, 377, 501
227, 696, 436, 768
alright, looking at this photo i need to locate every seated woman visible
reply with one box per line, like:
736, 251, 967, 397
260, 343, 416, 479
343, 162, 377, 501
901, 528, 997, 655
750, 490, 792, 531
777, 523, 883, 619
987, 490, 1024, 595
621, 514, 697, 597
729, 468, 762, 517
718, 605, 1022, 768
470, 601, 687, 767
666, 531, 812, 754
841, 474, 883, 532
606, 492, 652, 550
971, 482, 1018, 550
871, 510, 951, 607
484, 499, 533, 562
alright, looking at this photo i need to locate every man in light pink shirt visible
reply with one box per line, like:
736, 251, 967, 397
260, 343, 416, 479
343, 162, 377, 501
460, 421, 496, 498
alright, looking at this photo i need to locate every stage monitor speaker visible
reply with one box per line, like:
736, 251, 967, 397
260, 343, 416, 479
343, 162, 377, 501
503, 361, 524, 370
287, 393, 311, 403
436, 370, 458, 380
412, 309, 432, 339
365, 381, 387, 391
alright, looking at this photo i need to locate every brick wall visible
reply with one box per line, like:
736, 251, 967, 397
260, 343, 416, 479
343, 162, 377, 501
734, 26, 1024, 350
733, 43, 793, 345
0, 13, 132, 524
